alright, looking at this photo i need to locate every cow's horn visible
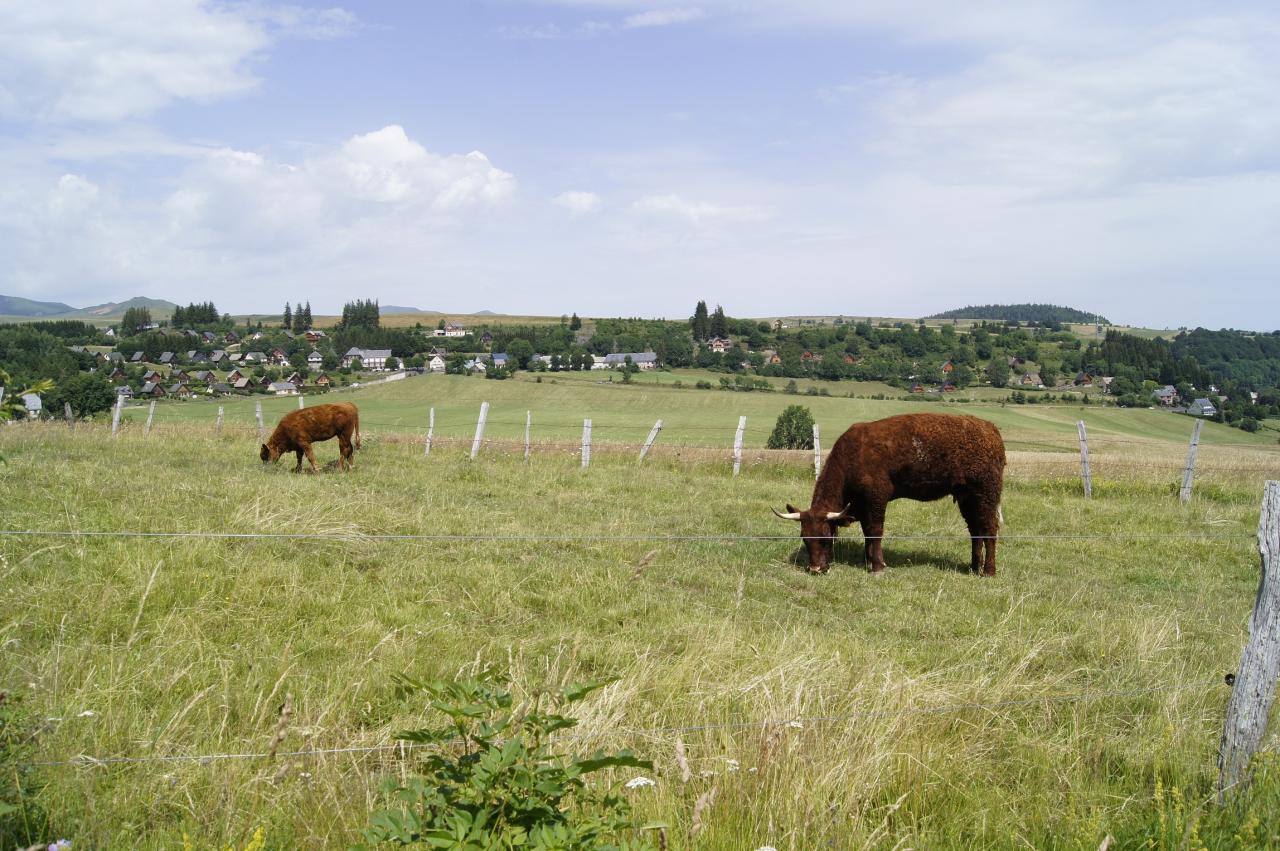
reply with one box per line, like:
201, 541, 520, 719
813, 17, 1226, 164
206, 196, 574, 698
772, 507, 802, 521
825, 503, 853, 520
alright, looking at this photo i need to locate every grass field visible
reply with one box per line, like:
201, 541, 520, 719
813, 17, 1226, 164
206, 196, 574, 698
4, 381, 1280, 849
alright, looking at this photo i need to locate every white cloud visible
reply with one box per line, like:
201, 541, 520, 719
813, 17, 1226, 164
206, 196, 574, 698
632, 193, 771, 224
552, 190, 602, 213
623, 8, 704, 29
0, 1, 356, 122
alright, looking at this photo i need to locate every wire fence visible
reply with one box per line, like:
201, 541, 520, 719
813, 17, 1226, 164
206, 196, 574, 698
29, 678, 1226, 769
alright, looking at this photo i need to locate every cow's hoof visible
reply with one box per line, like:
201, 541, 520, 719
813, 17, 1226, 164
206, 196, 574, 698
869, 567, 887, 577
980, 570, 996, 578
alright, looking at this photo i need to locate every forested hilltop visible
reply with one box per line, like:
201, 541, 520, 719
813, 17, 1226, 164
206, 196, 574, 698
926, 304, 1108, 324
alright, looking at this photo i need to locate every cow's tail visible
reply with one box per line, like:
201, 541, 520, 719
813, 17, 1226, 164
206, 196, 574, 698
354, 412, 362, 451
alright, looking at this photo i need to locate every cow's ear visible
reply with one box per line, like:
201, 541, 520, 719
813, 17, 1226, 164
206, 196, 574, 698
260, 444, 270, 461
786, 503, 801, 515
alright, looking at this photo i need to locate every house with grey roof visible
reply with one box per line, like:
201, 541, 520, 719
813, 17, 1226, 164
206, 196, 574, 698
1189, 398, 1217, 417
603, 352, 658, 369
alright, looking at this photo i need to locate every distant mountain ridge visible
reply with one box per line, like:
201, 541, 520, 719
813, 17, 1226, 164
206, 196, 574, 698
0, 295, 76, 317
0, 294, 177, 323
925, 303, 1109, 324
381, 305, 433, 314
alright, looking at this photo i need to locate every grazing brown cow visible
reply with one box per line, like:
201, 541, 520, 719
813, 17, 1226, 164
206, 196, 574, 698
259, 402, 361, 472
774, 412, 1005, 576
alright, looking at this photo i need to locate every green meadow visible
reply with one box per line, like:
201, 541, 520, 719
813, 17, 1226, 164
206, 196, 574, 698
4, 376, 1280, 849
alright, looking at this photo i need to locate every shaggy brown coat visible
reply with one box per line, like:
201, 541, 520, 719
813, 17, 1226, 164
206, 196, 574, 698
777, 412, 1005, 575
260, 402, 361, 472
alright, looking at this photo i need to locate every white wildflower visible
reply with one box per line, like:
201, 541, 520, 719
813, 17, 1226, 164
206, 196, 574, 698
787, 720, 803, 729
76, 710, 96, 718
725, 758, 740, 772
755, 846, 779, 851
625, 776, 655, 789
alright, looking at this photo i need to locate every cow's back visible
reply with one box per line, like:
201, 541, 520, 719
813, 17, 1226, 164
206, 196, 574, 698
276, 403, 358, 444
837, 413, 1004, 498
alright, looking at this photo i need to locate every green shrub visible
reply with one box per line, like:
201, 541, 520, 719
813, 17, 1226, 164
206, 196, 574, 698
353, 674, 657, 851
767, 404, 815, 450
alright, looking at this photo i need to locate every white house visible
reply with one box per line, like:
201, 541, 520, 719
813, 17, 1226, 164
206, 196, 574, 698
22, 393, 42, 418
603, 352, 658, 370
708, 337, 734, 353
428, 355, 446, 372
590, 355, 608, 370
341, 347, 391, 370
433, 324, 468, 338
307, 351, 323, 367
269, 381, 298, 396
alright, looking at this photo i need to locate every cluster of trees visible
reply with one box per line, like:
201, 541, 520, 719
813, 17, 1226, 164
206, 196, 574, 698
337, 299, 379, 331
0, 325, 114, 417
925, 303, 1108, 324
171, 302, 222, 328
120, 306, 153, 336
281, 302, 314, 333
690, 301, 730, 341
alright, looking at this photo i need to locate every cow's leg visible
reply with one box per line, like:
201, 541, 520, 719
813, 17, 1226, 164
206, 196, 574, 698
292, 450, 304, 473
303, 443, 319, 473
338, 436, 354, 471
958, 494, 998, 576
862, 504, 888, 573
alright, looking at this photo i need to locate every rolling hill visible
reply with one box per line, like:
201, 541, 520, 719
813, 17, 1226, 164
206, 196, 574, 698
0, 294, 76, 317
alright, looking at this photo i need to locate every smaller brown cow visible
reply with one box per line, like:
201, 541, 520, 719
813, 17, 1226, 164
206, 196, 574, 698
260, 402, 361, 472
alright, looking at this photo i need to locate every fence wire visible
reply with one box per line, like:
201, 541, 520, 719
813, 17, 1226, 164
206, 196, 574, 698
29, 678, 1224, 769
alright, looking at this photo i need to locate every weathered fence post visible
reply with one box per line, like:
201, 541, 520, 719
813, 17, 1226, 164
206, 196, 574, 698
470, 402, 488, 460
144, 400, 156, 437
1077, 420, 1092, 498
581, 419, 592, 469
639, 419, 663, 464
1180, 419, 1204, 503
255, 401, 265, 442
813, 423, 822, 480
524, 411, 531, 463
1217, 480, 1280, 801
733, 416, 747, 477
111, 394, 124, 437
64, 401, 74, 430
298, 395, 305, 410
424, 407, 434, 456
216, 405, 224, 433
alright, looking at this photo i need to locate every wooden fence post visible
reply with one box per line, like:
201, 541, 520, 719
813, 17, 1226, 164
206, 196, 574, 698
111, 394, 124, 437
298, 395, 305, 410
424, 407, 434, 456
1077, 420, 1092, 498
639, 419, 663, 463
813, 423, 822, 480
1217, 480, 1280, 801
524, 411, 531, 463
64, 401, 74, 430
255, 401, 265, 442
1180, 419, 1204, 503
733, 416, 746, 477
470, 402, 488, 460
216, 405, 224, 433
581, 419, 592, 469
144, 400, 156, 437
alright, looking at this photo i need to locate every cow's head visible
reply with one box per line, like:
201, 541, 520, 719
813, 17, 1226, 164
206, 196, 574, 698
773, 503, 852, 574
260, 443, 281, 464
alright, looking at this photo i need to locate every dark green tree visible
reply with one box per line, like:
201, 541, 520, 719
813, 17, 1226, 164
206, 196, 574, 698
569, 312, 582, 331
986, 358, 1011, 388
691, 300, 709, 341
767, 404, 816, 449
282, 303, 292, 329
709, 304, 729, 339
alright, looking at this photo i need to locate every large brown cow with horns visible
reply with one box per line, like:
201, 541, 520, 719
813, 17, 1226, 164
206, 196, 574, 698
774, 412, 1005, 576
260, 402, 361, 472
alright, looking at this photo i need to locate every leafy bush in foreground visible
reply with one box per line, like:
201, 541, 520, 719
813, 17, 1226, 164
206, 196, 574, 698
354, 675, 656, 851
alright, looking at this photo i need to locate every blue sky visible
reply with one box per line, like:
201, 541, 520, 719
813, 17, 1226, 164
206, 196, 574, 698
2, 1, 1278, 329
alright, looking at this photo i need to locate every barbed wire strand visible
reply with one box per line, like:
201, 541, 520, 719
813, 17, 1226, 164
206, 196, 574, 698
29, 678, 1223, 769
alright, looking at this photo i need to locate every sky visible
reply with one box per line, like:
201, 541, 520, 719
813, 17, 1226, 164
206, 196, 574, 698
1, 1, 1278, 329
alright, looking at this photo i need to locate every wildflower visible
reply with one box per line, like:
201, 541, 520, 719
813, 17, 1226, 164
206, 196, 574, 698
725, 758, 740, 772
48, 840, 72, 851
755, 846, 779, 851
625, 776, 656, 789
77, 710, 96, 718
787, 720, 803, 729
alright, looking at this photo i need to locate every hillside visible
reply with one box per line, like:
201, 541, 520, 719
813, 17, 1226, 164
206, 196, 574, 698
0, 294, 75, 316
926, 303, 1108, 324
67, 296, 177, 321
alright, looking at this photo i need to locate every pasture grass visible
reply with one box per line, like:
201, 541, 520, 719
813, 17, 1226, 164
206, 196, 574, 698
2, 412, 1279, 849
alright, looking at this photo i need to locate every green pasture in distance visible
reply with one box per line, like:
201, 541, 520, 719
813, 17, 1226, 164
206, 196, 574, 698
119, 371, 1280, 455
